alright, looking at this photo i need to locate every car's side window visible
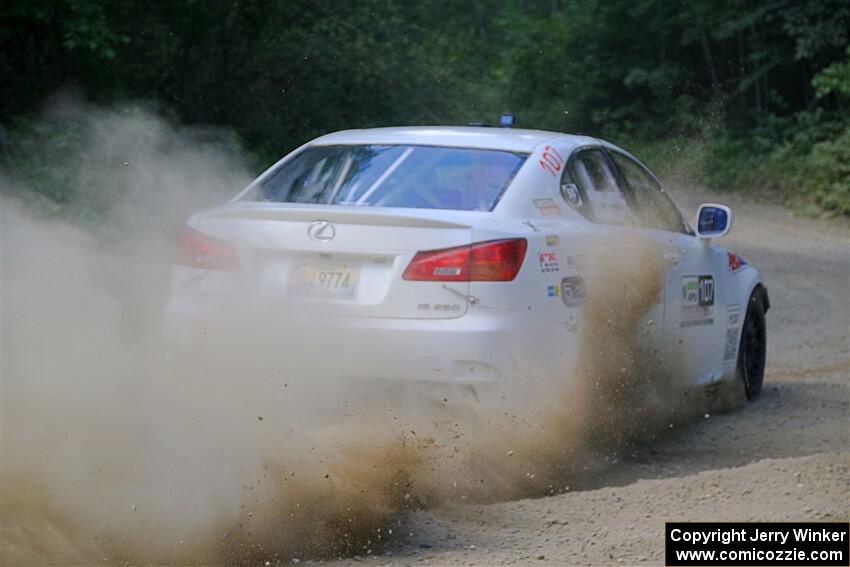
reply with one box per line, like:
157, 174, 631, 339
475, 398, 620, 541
568, 149, 633, 225
609, 152, 690, 234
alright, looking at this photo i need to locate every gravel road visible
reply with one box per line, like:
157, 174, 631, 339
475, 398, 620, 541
3, 192, 845, 567
327, 194, 850, 566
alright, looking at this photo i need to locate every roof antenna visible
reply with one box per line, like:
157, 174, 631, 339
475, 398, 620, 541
499, 112, 515, 127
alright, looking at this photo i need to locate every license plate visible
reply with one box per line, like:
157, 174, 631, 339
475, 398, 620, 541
293, 262, 359, 299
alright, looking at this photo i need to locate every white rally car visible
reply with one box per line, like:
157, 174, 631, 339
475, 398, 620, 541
164, 126, 768, 399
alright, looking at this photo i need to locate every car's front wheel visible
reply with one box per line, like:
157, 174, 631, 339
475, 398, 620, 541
738, 291, 767, 400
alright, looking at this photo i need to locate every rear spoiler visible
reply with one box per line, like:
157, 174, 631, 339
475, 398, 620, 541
204, 202, 472, 229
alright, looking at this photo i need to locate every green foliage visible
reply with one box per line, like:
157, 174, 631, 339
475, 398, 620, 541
0, 103, 251, 229
703, 133, 767, 192
0, 0, 128, 57
1, 112, 112, 225
813, 45, 850, 99
692, 110, 849, 216
0, 0, 848, 215
62, 0, 129, 58
786, 127, 850, 215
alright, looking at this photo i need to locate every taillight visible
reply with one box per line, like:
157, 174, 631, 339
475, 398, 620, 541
403, 238, 527, 282
175, 226, 240, 270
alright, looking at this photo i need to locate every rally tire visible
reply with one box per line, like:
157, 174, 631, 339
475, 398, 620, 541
738, 292, 767, 400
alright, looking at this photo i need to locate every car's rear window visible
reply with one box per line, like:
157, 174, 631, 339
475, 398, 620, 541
247, 144, 528, 211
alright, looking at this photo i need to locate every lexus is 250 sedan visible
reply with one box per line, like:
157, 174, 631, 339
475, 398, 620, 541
163, 126, 768, 400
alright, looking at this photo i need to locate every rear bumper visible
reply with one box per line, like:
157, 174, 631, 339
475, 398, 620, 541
162, 301, 577, 384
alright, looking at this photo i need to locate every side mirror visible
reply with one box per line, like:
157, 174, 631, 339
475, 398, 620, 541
695, 203, 732, 239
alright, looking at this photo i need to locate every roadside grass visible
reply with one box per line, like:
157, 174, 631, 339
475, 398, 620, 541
629, 115, 850, 219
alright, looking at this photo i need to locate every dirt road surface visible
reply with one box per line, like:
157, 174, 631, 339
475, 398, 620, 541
326, 194, 850, 566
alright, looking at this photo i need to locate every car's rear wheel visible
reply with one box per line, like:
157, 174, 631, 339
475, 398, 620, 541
738, 291, 767, 400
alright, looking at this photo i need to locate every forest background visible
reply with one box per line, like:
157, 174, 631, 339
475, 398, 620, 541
3, 0, 849, 217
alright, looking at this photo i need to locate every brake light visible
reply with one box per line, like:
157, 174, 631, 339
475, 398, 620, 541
175, 226, 240, 270
403, 238, 527, 282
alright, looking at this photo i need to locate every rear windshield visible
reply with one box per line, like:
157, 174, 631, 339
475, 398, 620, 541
246, 145, 528, 211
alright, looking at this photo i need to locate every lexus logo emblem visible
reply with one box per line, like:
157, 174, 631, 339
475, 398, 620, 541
307, 220, 336, 242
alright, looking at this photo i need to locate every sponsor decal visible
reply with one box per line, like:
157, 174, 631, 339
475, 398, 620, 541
680, 275, 715, 327
545, 234, 560, 246
681, 317, 713, 327
724, 306, 742, 362
533, 198, 561, 216
727, 251, 748, 271
682, 278, 698, 303
682, 275, 715, 307
539, 145, 564, 177
547, 284, 560, 298
538, 251, 560, 273
728, 307, 741, 326
561, 275, 586, 307
561, 182, 582, 207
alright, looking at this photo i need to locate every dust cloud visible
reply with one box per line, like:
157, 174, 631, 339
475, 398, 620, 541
2, 100, 712, 565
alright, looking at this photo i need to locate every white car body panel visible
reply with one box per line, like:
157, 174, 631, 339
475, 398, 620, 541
164, 126, 767, 389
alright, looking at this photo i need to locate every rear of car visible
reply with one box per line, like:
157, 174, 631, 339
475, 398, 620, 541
163, 133, 573, 385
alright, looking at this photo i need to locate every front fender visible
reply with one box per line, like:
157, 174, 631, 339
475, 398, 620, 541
717, 264, 767, 380
729, 264, 768, 312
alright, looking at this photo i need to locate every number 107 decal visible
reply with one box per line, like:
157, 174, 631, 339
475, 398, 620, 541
539, 145, 564, 177
682, 275, 715, 306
